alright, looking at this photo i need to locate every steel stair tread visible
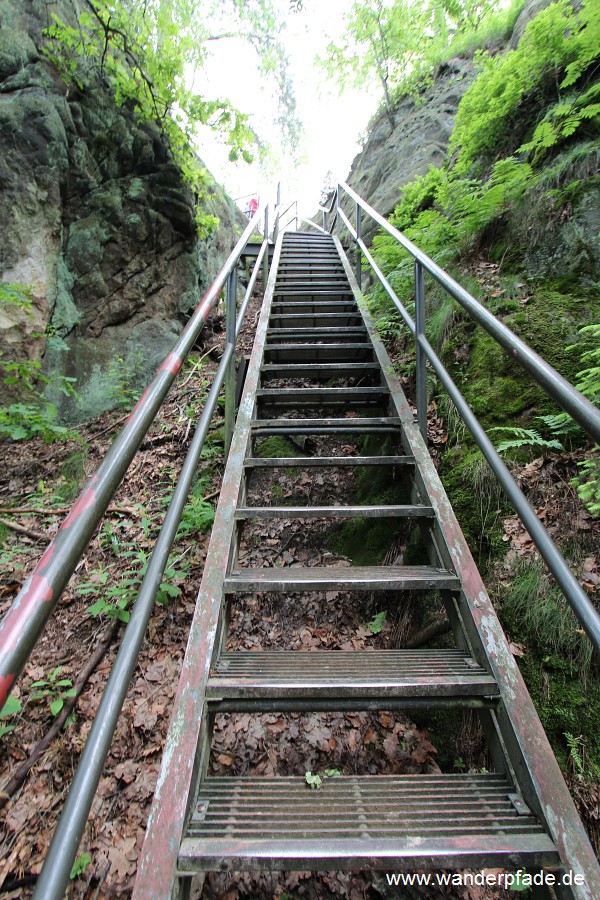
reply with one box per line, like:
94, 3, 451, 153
244, 455, 415, 468
252, 416, 402, 434
224, 565, 459, 592
235, 505, 434, 519
266, 327, 368, 338
207, 649, 499, 698
256, 388, 388, 406
256, 387, 386, 395
179, 775, 557, 872
259, 362, 380, 378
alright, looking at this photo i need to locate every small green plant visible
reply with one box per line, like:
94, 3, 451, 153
176, 478, 216, 539
489, 426, 564, 454
368, 611, 387, 634
565, 732, 600, 780
565, 731, 586, 778
30, 666, 77, 719
70, 852, 92, 880
0, 284, 78, 443
106, 351, 145, 410
0, 355, 78, 442
80, 537, 185, 622
0, 282, 33, 311
305, 768, 341, 790
510, 869, 531, 893
0, 695, 22, 738
305, 771, 322, 790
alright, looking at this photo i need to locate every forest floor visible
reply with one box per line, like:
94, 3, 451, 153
0, 278, 598, 898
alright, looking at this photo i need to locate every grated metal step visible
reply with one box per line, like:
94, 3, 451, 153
266, 327, 368, 341
252, 416, 402, 435
264, 344, 374, 362
207, 649, 499, 701
179, 775, 558, 873
256, 387, 389, 408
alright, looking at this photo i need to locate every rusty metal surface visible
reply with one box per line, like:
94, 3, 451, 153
136, 228, 598, 897
207, 649, 499, 699
224, 564, 459, 592
132, 232, 285, 900
179, 774, 556, 873
244, 455, 415, 467
235, 504, 434, 518
336, 236, 600, 899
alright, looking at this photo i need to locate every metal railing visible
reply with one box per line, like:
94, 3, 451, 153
273, 191, 299, 241
325, 180, 600, 656
0, 201, 272, 899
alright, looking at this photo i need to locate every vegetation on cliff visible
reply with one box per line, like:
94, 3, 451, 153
342, 0, 600, 817
44, 0, 302, 233
319, 0, 523, 129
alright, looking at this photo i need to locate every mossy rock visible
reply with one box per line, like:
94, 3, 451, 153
328, 517, 401, 566
441, 283, 600, 431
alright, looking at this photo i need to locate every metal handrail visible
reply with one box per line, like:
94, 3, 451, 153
279, 199, 298, 232
0, 204, 269, 714
33, 236, 269, 900
330, 182, 600, 655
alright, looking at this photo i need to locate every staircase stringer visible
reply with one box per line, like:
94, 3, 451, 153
132, 233, 286, 900
335, 235, 600, 896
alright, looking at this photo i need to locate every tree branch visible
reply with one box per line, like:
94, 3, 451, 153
0, 618, 121, 808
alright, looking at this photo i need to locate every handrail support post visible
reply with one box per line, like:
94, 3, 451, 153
224, 265, 237, 457
263, 207, 269, 285
415, 260, 427, 441
335, 186, 340, 239
355, 203, 362, 290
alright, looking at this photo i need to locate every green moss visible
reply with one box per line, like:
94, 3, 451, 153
403, 524, 430, 565
515, 655, 600, 774
437, 445, 508, 562
328, 517, 397, 566
56, 447, 88, 503
440, 283, 600, 433
255, 436, 307, 458
127, 177, 146, 201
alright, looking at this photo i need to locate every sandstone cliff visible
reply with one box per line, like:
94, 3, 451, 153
0, 0, 245, 421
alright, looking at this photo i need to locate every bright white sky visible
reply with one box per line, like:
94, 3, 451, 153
196, 0, 379, 220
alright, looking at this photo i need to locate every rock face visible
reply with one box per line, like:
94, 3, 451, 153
344, 58, 476, 243
0, 0, 244, 421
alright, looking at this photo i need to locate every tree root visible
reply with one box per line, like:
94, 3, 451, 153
0, 618, 121, 809
404, 616, 451, 649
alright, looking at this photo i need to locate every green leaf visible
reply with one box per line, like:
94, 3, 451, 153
86, 599, 109, 617
0, 695, 21, 719
70, 852, 92, 880
305, 771, 322, 790
50, 698, 64, 717
368, 611, 387, 634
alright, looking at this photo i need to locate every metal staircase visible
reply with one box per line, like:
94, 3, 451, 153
134, 231, 599, 898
